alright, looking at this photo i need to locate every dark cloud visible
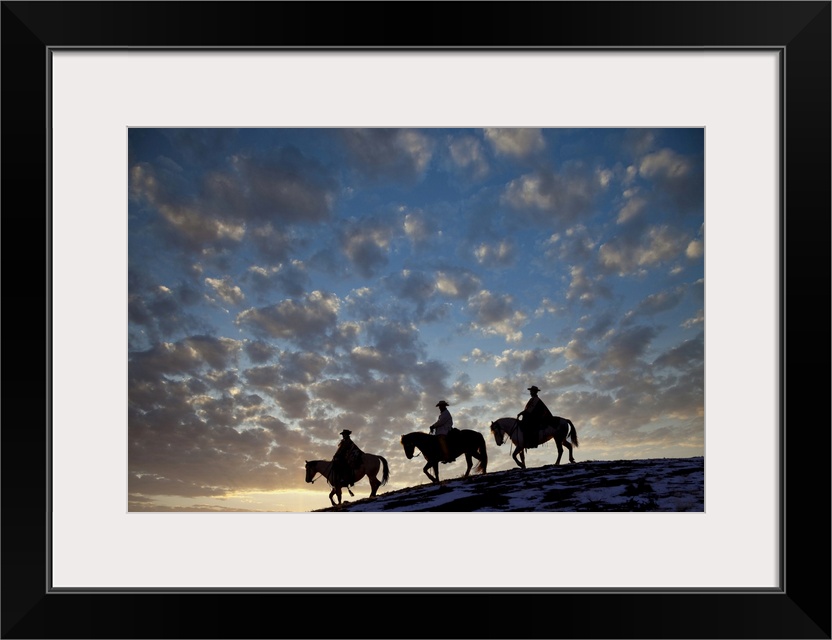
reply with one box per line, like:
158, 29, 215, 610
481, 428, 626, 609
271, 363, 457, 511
245, 260, 310, 299
630, 285, 687, 317
638, 147, 704, 215
501, 162, 604, 227
235, 291, 340, 348
340, 128, 434, 184
221, 147, 337, 224
315, 376, 406, 413
160, 129, 241, 169
601, 325, 660, 370
129, 335, 242, 382
653, 332, 704, 370
339, 218, 394, 278
244, 340, 278, 364
129, 145, 338, 260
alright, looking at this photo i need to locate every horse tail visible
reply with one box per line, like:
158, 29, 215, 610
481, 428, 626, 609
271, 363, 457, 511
567, 419, 579, 447
379, 455, 390, 486
477, 432, 488, 474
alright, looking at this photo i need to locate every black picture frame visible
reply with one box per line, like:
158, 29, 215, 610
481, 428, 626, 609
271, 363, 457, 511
3, 2, 829, 638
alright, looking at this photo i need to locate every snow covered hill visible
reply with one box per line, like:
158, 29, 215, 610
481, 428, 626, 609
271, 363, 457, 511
311, 456, 704, 512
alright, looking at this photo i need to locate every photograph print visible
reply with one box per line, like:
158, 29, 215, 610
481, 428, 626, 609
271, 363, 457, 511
128, 127, 705, 513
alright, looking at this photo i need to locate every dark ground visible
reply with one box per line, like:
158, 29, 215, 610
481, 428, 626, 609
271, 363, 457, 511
312, 456, 704, 512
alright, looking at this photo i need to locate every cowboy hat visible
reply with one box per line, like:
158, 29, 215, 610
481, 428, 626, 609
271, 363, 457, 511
527, 386, 540, 392
435, 400, 450, 407
339, 429, 352, 436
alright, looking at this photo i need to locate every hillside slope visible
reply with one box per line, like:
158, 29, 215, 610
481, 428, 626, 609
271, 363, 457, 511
312, 456, 704, 512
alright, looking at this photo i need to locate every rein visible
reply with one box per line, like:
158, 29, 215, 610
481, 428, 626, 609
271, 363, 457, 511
308, 468, 326, 484
496, 420, 521, 457
308, 462, 334, 485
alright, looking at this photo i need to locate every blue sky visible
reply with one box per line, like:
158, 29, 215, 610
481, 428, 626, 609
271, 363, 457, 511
128, 127, 704, 512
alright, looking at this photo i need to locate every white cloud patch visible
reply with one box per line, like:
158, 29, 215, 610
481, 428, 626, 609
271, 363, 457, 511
435, 271, 482, 299
686, 239, 703, 259
473, 240, 515, 266
484, 128, 545, 158
639, 148, 692, 180
598, 225, 688, 275
465, 290, 527, 343
501, 165, 600, 225
448, 134, 489, 180
205, 276, 245, 306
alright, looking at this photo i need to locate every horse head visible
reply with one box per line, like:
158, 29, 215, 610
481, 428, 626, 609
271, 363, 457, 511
400, 434, 415, 459
304, 460, 316, 483
490, 421, 505, 446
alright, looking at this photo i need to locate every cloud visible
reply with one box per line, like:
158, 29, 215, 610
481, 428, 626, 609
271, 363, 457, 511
638, 147, 704, 214
493, 348, 548, 373
235, 291, 340, 348
435, 270, 482, 299
465, 290, 528, 343
484, 128, 545, 158
616, 192, 649, 224
384, 269, 436, 306
249, 224, 296, 264
132, 162, 247, 250
629, 285, 686, 317
686, 239, 704, 259
681, 309, 704, 329
473, 240, 515, 266
600, 325, 660, 370
245, 260, 309, 298
447, 133, 490, 181
653, 332, 704, 369
129, 336, 243, 381
639, 148, 693, 180
243, 340, 277, 364
598, 225, 689, 275
205, 276, 245, 306
129, 145, 338, 256
402, 209, 437, 245
314, 376, 411, 413
128, 272, 209, 347
340, 218, 394, 278
565, 265, 603, 304
223, 148, 337, 224
272, 384, 312, 419
501, 163, 602, 225
340, 128, 434, 183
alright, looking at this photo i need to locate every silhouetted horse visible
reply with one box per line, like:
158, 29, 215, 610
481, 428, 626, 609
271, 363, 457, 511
490, 416, 579, 469
305, 452, 390, 506
400, 429, 487, 484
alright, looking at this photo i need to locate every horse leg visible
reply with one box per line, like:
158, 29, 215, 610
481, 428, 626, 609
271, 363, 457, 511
369, 474, 380, 497
423, 461, 438, 483
512, 446, 525, 469
463, 454, 473, 477
329, 487, 339, 506
563, 440, 576, 463
555, 440, 564, 465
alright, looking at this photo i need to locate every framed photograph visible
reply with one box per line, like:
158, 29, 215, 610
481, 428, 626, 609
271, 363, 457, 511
4, 1, 829, 638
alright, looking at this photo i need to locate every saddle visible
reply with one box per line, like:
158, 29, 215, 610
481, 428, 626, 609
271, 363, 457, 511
439, 431, 458, 463
521, 423, 539, 449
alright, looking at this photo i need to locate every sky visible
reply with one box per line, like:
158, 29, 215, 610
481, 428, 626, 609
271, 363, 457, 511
127, 127, 704, 513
